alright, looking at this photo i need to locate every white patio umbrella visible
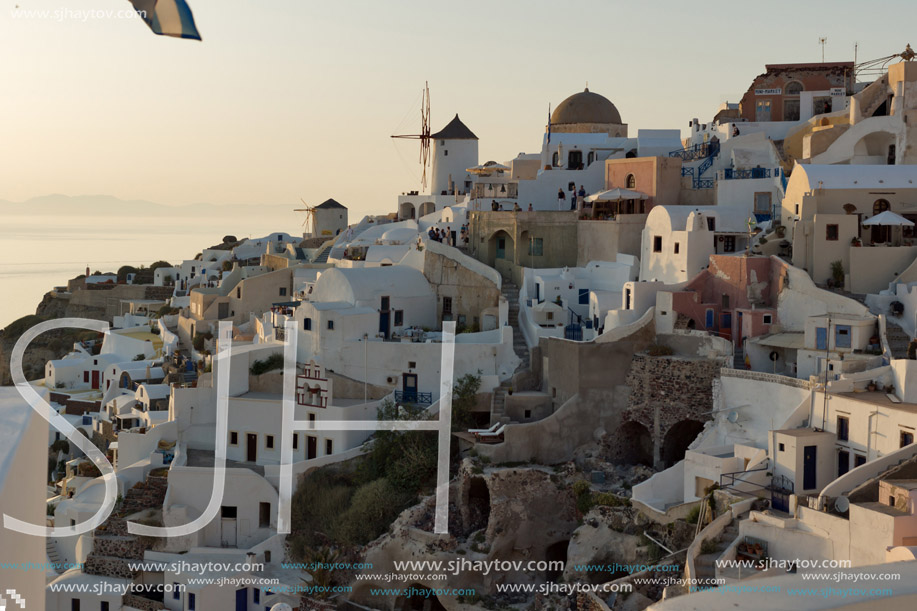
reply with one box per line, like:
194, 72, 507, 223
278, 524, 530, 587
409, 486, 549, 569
862, 210, 914, 226
863, 210, 913, 245
466, 161, 510, 174
585, 188, 650, 203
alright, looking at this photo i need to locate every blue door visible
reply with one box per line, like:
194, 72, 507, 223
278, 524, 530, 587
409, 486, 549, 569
705, 309, 715, 329
496, 237, 506, 259
235, 588, 247, 611
816, 327, 828, 350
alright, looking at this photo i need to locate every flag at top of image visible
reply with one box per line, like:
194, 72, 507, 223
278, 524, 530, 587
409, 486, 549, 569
129, 0, 201, 40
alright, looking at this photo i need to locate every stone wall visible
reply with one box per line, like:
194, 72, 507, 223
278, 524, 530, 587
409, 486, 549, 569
422, 246, 500, 329
603, 353, 726, 468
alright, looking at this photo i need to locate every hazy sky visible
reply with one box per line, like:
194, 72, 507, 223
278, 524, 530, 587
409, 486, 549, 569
2, 0, 914, 219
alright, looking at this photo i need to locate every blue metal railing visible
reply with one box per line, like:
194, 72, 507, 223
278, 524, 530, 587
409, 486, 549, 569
668, 142, 719, 161
394, 390, 432, 405
723, 168, 773, 180
695, 178, 715, 189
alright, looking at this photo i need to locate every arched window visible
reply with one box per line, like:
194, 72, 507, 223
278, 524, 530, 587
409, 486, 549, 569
785, 81, 803, 95
874, 199, 890, 215
626, 174, 636, 189
587, 151, 595, 166
552, 152, 558, 167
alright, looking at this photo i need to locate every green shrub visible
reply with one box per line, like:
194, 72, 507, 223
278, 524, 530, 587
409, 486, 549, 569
335, 479, 414, 545
685, 505, 700, 525
250, 353, 285, 375
451, 372, 482, 431
830, 260, 845, 287
647, 343, 674, 357
50, 440, 70, 455
594, 492, 630, 508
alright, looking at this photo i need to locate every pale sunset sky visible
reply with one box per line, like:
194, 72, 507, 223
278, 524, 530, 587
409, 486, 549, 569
1, 0, 915, 219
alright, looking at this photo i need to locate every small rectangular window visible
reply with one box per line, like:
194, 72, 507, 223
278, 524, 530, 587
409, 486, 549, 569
838, 449, 850, 477
443, 297, 453, 315
854, 454, 866, 467
266, 435, 275, 449
292, 433, 298, 450
229, 431, 238, 446
578, 289, 589, 305
394, 310, 404, 326
524, 409, 532, 419
409, 361, 416, 369
173, 585, 181, 600
221, 506, 237, 519
327, 320, 334, 330
722, 294, 730, 309
527, 238, 544, 256
706, 217, 716, 231
303, 318, 312, 331
188, 593, 196, 611
778, 443, 785, 452
763, 314, 773, 324
325, 439, 333, 455
236, 287, 241, 299
674, 242, 680, 254
279, 287, 287, 297
826, 224, 839, 241
653, 236, 662, 253
901, 430, 915, 448
837, 416, 849, 441
308, 413, 316, 430
259, 502, 270, 528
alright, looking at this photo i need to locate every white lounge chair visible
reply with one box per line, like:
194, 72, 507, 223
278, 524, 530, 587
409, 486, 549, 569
467, 422, 501, 434
474, 424, 506, 443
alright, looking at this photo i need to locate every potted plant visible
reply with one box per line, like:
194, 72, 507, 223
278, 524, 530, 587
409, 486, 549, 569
775, 224, 786, 238
867, 381, 877, 392
851, 237, 862, 247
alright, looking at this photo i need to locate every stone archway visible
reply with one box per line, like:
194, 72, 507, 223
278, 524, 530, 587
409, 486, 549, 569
399, 201, 416, 220
395, 584, 447, 610
616, 421, 653, 466
487, 230, 514, 269
661, 419, 706, 468
419, 201, 436, 217
545, 540, 569, 582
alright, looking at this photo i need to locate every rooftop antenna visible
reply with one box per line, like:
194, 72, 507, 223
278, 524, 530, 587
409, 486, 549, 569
293, 198, 316, 236
819, 36, 828, 63
391, 81, 432, 190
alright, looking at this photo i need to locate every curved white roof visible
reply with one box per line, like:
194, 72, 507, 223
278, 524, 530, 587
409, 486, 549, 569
648, 205, 754, 233
379, 227, 420, 244
310, 266, 433, 305
794, 164, 917, 190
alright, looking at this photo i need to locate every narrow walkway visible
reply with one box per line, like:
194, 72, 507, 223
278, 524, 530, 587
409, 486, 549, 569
502, 280, 530, 373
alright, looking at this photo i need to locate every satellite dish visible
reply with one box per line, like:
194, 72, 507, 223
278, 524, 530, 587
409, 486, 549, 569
726, 410, 739, 423
270, 604, 293, 611
834, 496, 850, 513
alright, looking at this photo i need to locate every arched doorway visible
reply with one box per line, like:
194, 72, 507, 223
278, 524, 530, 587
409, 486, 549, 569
662, 419, 706, 468
488, 230, 514, 268
419, 201, 436, 217
399, 201, 416, 220
544, 540, 569, 581
616, 421, 653, 466
872, 199, 891, 244
395, 584, 447, 611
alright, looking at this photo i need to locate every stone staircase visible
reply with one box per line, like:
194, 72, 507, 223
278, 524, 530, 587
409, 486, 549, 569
886, 321, 911, 360
312, 243, 333, 264
502, 280, 530, 373
733, 345, 745, 369
84, 473, 168, 580
46, 538, 63, 574
490, 386, 508, 425
694, 520, 740, 585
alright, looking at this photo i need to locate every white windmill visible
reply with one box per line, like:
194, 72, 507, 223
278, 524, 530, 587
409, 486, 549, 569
294, 198, 317, 238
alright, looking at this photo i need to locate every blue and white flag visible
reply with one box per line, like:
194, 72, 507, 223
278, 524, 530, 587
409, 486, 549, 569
129, 0, 201, 40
